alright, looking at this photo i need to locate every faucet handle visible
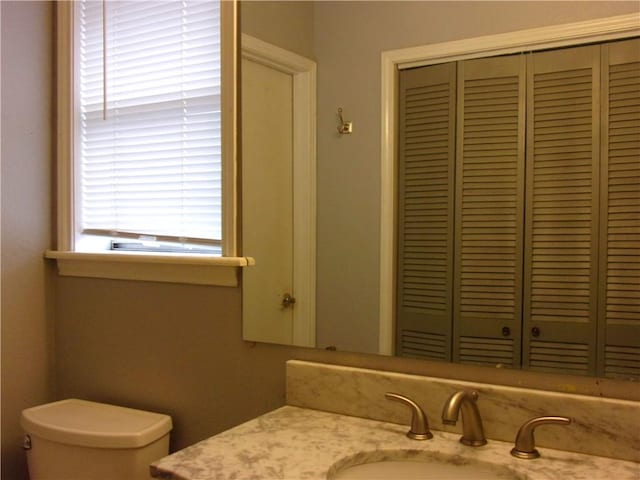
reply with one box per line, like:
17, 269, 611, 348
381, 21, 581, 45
510, 416, 572, 459
385, 392, 433, 440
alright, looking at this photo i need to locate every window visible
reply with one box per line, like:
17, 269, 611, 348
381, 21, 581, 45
48, 0, 248, 286
77, 0, 222, 254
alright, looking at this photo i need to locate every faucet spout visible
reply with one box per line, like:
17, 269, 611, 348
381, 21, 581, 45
441, 390, 487, 446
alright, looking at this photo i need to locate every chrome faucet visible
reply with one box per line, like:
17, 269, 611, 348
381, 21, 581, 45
441, 390, 487, 446
511, 416, 572, 459
385, 392, 433, 440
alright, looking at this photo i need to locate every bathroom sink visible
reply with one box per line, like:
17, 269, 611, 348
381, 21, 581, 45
328, 451, 521, 480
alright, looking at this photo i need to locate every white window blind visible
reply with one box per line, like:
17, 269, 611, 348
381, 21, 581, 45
77, 0, 221, 248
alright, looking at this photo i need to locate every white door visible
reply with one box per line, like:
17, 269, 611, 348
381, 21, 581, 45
242, 57, 295, 344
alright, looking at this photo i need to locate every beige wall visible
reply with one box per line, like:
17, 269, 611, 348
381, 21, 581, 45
1, 2, 55, 479
241, 1, 315, 59
55, 278, 294, 450
55, 276, 640, 457
314, 1, 640, 351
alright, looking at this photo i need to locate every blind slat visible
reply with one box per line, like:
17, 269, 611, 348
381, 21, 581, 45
77, 0, 221, 243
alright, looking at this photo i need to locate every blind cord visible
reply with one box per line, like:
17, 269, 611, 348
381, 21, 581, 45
102, 0, 107, 120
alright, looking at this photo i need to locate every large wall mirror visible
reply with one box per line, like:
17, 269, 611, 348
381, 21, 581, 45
239, 1, 640, 381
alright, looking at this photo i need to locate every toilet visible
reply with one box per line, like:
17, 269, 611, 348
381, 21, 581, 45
21, 399, 172, 480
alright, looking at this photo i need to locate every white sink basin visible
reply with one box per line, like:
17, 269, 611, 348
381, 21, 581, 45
328, 451, 522, 480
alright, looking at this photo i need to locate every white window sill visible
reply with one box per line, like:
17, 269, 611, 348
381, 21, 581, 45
45, 250, 255, 287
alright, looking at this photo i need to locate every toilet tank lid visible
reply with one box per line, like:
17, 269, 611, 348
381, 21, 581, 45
20, 399, 172, 449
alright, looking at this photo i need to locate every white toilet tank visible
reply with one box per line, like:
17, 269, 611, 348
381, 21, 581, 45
21, 399, 172, 480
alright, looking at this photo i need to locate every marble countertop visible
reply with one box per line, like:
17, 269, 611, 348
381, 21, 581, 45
150, 406, 639, 480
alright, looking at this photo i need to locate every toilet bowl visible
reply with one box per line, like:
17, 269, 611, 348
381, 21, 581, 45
21, 399, 172, 480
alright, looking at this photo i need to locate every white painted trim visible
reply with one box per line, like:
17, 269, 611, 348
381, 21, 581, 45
241, 34, 317, 347
221, 0, 239, 256
379, 13, 640, 356
56, 2, 74, 251
378, 49, 397, 356
45, 250, 254, 287
390, 13, 640, 70
242, 34, 317, 75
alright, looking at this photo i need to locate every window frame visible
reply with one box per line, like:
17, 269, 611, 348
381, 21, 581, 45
47, 0, 250, 287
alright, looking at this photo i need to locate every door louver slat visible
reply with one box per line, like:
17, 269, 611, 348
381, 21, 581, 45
524, 46, 599, 375
605, 345, 640, 378
529, 340, 590, 374
397, 63, 456, 360
402, 84, 450, 310
459, 336, 514, 367
598, 40, 640, 379
400, 330, 447, 360
454, 56, 525, 367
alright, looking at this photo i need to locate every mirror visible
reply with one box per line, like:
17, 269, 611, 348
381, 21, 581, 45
239, 1, 640, 380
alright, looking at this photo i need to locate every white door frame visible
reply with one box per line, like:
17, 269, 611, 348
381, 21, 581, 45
241, 34, 317, 347
378, 13, 640, 355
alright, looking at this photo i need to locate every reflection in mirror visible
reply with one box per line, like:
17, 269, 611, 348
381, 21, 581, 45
240, 0, 640, 381
241, 32, 317, 347
394, 41, 640, 379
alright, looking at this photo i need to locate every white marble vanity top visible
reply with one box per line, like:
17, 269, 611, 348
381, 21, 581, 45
150, 405, 639, 480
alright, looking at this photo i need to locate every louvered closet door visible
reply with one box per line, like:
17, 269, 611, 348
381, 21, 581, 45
598, 39, 640, 379
396, 63, 456, 360
453, 55, 526, 367
524, 45, 600, 375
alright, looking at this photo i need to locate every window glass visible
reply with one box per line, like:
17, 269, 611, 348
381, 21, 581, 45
76, 0, 222, 253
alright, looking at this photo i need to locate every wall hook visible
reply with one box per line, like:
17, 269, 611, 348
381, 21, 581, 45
337, 107, 353, 134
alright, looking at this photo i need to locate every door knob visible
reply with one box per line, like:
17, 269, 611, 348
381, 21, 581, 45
281, 293, 296, 308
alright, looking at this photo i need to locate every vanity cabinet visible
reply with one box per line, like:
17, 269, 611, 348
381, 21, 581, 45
396, 38, 639, 378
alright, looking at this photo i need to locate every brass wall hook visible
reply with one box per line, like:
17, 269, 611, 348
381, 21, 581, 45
337, 107, 353, 134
